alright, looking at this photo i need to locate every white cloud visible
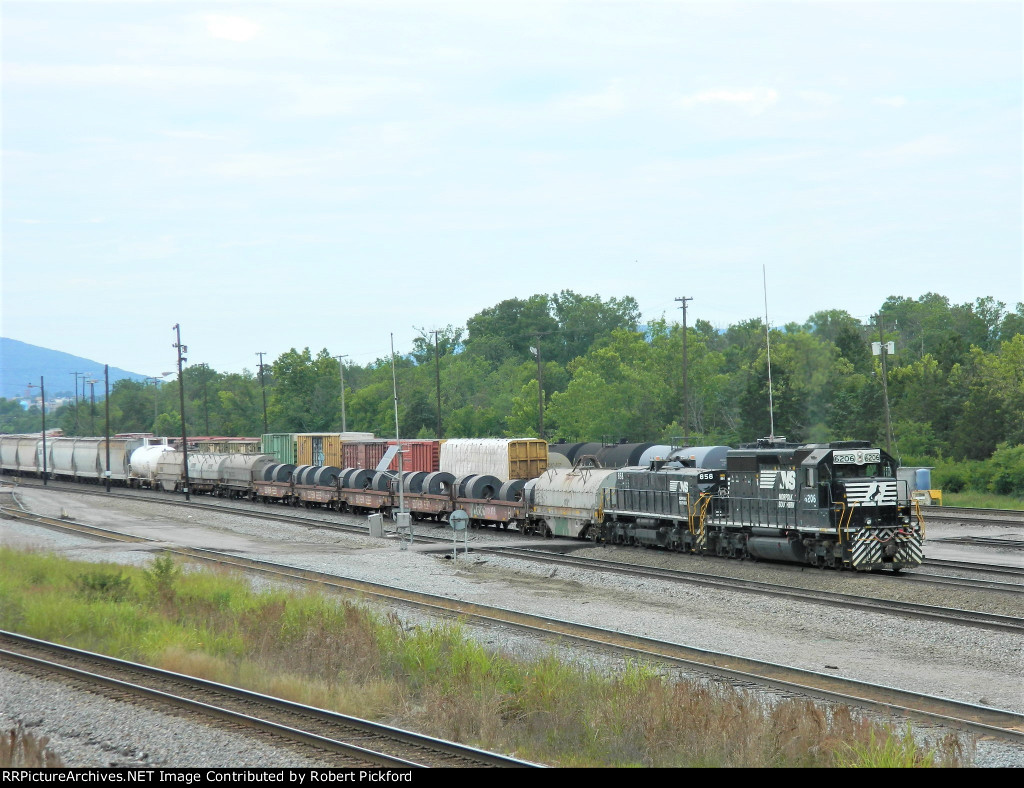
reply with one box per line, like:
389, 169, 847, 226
874, 95, 908, 108
563, 79, 627, 113
679, 87, 779, 114
160, 130, 233, 142
203, 15, 262, 43
862, 134, 956, 161
209, 152, 320, 179
797, 90, 838, 107
3, 63, 258, 88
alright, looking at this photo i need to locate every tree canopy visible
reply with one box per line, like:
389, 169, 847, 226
5, 291, 1022, 466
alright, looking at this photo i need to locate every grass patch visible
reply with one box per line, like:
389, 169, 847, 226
0, 547, 972, 767
1, 726, 64, 767
940, 491, 1024, 510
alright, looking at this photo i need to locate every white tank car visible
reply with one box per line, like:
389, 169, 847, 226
129, 444, 175, 487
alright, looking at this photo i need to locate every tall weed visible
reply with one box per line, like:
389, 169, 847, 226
0, 546, 972, 768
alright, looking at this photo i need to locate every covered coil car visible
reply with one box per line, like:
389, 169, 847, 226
440, 438, 547, 481
524, 467, 618, 537
218, 454, 276, 496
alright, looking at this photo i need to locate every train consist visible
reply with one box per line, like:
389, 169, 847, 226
0, 434, 923, 572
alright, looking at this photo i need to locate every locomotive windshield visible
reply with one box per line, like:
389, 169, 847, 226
829, 448, 895, 479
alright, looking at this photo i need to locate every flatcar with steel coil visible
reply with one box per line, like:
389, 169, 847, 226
0, 433, 923, 571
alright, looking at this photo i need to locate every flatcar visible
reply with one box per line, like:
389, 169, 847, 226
0, 433, 923, 571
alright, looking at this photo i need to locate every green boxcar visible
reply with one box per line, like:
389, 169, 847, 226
261, 433, 297, 465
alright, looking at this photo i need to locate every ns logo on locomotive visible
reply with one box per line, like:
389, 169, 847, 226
0, 433, 924, 573
595, 438, 923, 572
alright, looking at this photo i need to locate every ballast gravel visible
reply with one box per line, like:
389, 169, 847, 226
2, 484, 1023, 768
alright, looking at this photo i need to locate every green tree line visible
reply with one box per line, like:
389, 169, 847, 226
3, 291, 1022, 485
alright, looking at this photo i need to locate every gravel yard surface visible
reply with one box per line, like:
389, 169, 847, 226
2, 485, 1022, 768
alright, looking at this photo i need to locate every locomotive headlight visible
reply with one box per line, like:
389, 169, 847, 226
901, 516, 910, 524
864, 517, 874, 526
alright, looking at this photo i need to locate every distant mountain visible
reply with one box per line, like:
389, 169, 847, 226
0, 338, 147, 400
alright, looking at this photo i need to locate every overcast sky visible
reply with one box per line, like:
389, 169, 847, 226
2, 1, 1021, 377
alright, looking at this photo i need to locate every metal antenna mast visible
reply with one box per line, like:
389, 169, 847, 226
763, 266, 776, 440
674, 296, 693, 443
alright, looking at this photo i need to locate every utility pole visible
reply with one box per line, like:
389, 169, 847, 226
86, 377, 98, 434
173, 324, 191, 501
256, 352, 269, 434
430, 330, 442, 438
334, 354, 349, 433
27, 377, 47, 485
530, 332, 551, 440
202, 369, 210, 435
104, 365, 111, 493
871, 313, 897, 456
675, 296, 693, 443
70, 372, 82, 432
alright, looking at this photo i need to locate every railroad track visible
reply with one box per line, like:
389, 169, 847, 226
0, 631, 536, 768
925, 557, 1024, 578
928, 536, 1024, 550
481, 547, 1023, 631
4, 502, 1023, 746
7, 481, 1021, 616
922, 506, 1024, 525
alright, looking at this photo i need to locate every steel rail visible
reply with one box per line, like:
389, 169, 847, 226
481, 546, 1024, 632
0, 645, 420, 767
923, 507, 1024, 524
5, 491, 1021, 627
3, 504, 1022, 745
9, 477, 1024, 568
0, 634, 537, 768
924, 557, 1024, 577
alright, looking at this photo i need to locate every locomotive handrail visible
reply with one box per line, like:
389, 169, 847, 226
912, 499, 925, 537
833, 502, 848, 544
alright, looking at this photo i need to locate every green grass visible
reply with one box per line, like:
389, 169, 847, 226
940, 491, 1024, 510
0, 547, 972, 768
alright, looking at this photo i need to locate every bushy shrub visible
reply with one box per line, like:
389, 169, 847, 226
987, 444, 1024, 496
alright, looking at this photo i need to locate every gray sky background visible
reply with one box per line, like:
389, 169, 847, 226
3, 1, 1021, 377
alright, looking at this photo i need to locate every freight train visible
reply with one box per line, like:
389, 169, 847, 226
0, 434, 923, 572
